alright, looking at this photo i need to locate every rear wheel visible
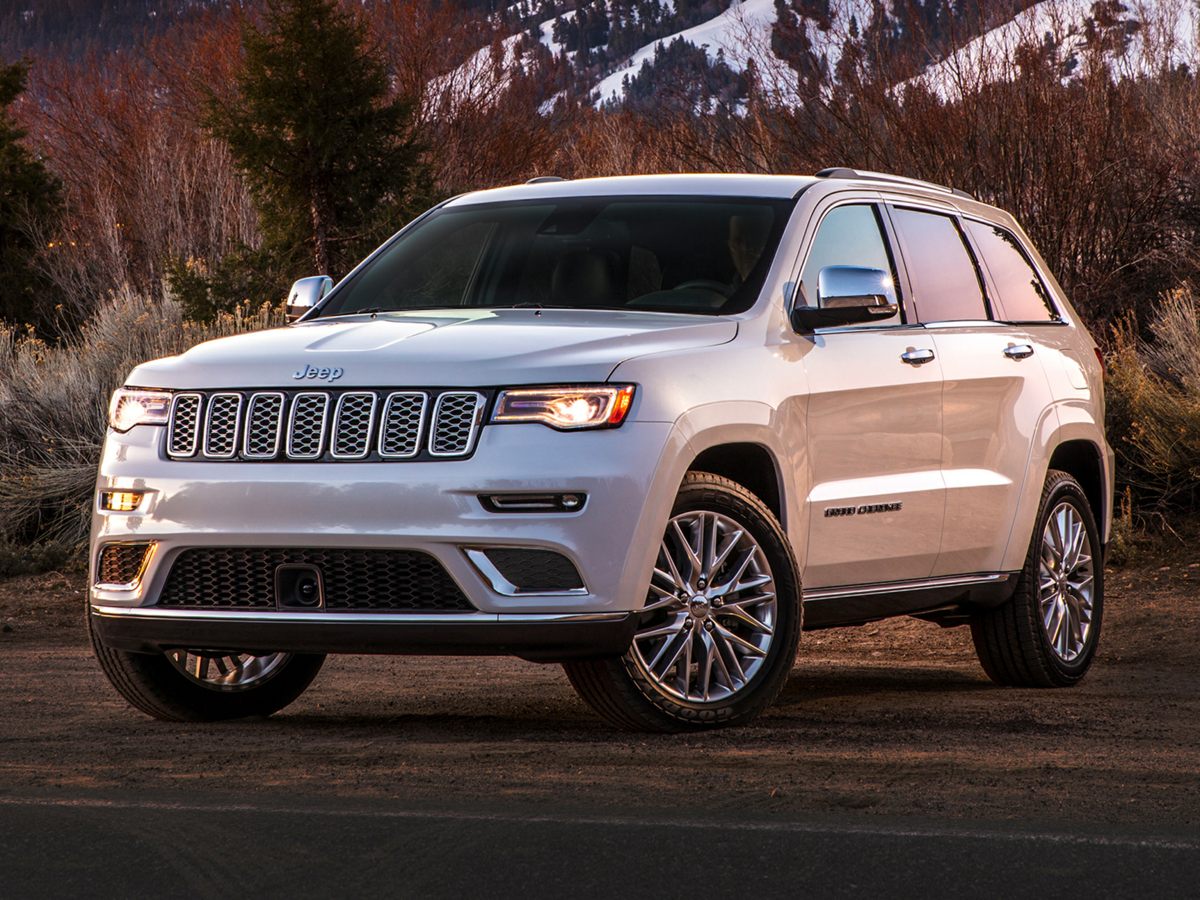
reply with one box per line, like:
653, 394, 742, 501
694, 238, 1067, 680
971, 469, 1103, 687
89, 610, 325, 722
564, 472, 801, 732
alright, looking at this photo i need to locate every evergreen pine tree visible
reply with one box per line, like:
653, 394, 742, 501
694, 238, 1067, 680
205, 0, 423, 280
0, 60, 61, 329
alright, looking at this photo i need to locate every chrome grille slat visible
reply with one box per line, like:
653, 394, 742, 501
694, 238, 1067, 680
331, 392, 377, 459
167, 393, 202, 458
243, 392, 285, 459
203, 393, 242, 458
287, 393, 330, 459
379, 392, 427, 458
429, 392, 484, 457
166, 389, 486, 461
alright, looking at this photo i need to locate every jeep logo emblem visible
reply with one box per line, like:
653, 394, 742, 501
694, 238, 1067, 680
292, 364, 344, 382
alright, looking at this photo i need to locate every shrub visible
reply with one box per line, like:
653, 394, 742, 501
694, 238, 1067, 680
0, 293, 283, 550
1106, 285, 1200, 519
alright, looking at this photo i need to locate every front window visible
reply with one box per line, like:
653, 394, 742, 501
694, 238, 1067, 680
317, 196, 793, 318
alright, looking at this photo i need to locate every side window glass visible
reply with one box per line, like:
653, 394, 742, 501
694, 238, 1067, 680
799, 204, 899, 325
964, 220, 1058, 322
890, 208, 987, 322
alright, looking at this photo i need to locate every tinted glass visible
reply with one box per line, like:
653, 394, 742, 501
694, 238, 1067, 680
890, 208, 987, 322
965, 220, 1057, 322
799, 204, 898, 324
319, 197, 793, 317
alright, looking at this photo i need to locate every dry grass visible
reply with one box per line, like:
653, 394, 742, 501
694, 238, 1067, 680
1106, 285, 1200, 520
0, 294, 283, 550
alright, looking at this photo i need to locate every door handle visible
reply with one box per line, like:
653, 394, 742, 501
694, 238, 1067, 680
901, 348, 936, 366
1004, 344, 1034, 360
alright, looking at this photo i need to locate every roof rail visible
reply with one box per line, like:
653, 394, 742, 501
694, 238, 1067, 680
526, 175, 566, 184
815, 167, 975, 201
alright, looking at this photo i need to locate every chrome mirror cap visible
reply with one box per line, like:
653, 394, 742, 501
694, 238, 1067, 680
286, 276, 333, 322
817, 265, 898, 310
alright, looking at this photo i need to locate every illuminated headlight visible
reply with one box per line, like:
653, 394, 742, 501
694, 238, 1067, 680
491, 385, 635, 430
108, 389, 172, 433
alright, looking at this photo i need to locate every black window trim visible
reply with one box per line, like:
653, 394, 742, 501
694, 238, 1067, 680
960, 215, 1064, 326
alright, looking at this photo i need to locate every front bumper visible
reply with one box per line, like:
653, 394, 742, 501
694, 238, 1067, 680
90, 419, 690, 654
90, 606, 635, 662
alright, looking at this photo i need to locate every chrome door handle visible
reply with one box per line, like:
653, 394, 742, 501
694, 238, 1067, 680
901, 348, 936, 366
1004, 344, 1034, 360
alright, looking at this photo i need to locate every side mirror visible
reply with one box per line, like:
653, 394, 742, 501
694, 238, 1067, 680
790, 266, 899, 333
286, 276, 333, 322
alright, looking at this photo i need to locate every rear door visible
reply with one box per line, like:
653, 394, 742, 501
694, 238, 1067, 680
797, 201, 945, 589
884, 204, 1058, 577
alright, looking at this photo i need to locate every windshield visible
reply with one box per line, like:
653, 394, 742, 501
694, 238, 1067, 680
316, 196, 794, 318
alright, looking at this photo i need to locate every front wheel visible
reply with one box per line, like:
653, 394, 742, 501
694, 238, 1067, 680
89, 611, 325, 722
564, 472, 802, 732
971, 469, 1103, 687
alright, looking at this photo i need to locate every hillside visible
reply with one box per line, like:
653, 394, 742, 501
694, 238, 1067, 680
1, 0, 1059, 107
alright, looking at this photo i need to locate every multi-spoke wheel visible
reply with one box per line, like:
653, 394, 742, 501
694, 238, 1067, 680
166, 650, 291, 692
1038, 501, 1096, 663
565, 472, 801, 732
971, 469, 1104, 687
631, 511, 778, 703
89, 610, 325, 722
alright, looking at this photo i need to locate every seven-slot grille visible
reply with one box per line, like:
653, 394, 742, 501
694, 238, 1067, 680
166, 389, 486, 462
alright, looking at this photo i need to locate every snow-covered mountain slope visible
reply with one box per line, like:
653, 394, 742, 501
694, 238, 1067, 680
910, 0, 1199, 99
438, 0, 1199, 111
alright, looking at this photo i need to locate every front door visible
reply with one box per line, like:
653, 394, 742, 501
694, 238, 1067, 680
797, 203, 945, 589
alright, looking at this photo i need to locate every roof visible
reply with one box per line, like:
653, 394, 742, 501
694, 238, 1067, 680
446, 173, 817, 205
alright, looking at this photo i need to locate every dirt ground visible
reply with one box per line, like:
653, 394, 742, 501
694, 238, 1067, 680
1, 552, 1198, 830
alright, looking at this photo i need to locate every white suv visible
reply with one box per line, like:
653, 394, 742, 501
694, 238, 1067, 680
89, 170, 1112, 732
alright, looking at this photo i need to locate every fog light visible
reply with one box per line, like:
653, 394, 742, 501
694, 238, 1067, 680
479, 493, 588, 513
101, 490, 144, 512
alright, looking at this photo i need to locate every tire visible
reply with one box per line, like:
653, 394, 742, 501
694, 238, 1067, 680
970, 469, 1103, 688
564, 471, 802, 732
88, 609, 325, 722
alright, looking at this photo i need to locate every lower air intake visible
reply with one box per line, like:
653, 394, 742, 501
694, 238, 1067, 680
157, 548, 475, 612
485, 549, 585, 593
97, 543, 152, 587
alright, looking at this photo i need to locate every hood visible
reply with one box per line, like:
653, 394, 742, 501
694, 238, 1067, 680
127, 308, 739, 390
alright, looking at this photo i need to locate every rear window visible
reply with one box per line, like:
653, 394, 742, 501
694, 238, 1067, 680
318, 197, 794, 318
890, 208, 987, 323
964, 220, 1058, 322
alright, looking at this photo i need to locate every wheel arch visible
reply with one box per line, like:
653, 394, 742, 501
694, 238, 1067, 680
1048, 439, 1108, 541
688, 441, 785, 525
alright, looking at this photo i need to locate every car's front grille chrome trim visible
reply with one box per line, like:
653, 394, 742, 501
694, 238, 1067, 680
202, 392, 243, 459
286, 392, 330, 460
167, 393, 202, 458
378, 392, 428, 458
429, 392, 485, 457
243, 392, 286, 459
330, 392, 377, 459
165, 388, 488, 462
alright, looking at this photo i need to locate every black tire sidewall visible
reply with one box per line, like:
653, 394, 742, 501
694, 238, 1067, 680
89, 608, 325, 721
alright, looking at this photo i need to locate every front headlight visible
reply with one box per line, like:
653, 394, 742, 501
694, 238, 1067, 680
108, 388, 173, 433
491, 385, 635, 430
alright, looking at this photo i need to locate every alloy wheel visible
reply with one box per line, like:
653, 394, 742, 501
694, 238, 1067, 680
628, 511, 777, 704
166, 650, 290, 692
1039, 500, 1096, 663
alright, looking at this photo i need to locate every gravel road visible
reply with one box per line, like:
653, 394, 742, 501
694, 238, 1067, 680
2, 557, 1198, 894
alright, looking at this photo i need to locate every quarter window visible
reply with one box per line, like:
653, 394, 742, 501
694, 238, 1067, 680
799, 204, 899, 325
890, 208, 987, 322
964, 220, 1058, 322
